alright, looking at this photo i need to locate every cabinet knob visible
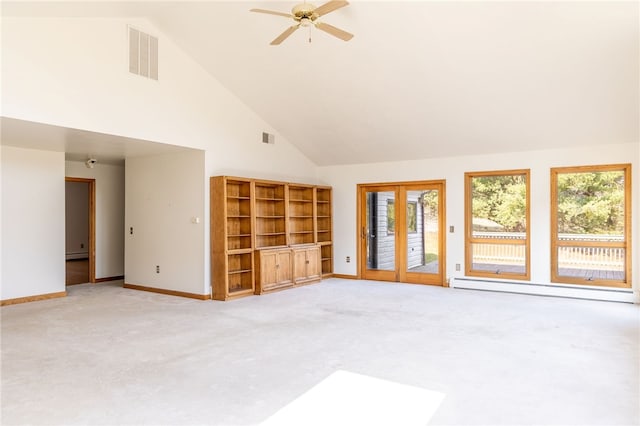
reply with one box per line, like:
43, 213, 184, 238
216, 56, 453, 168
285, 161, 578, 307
276, 264, 279, 268
306, 260, 309, 264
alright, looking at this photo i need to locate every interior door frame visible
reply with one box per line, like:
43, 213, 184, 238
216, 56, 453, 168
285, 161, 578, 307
65, 177, 96, 284
357, 180, 446, 285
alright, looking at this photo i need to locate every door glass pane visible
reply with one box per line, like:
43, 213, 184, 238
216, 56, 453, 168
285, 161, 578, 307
406, 190, 439, 274
366, 191, 395, 271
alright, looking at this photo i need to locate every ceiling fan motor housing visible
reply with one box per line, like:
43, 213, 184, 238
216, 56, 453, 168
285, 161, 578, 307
292, 3, 319, 21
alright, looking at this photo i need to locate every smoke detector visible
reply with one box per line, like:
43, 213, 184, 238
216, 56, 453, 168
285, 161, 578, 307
85, 158, 97, 168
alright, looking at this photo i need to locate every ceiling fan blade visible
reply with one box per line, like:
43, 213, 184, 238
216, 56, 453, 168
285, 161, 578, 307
250, 8, 293, 19
314, 1, 349, 17
271, 25, 300, 45
315, 22, 354, 41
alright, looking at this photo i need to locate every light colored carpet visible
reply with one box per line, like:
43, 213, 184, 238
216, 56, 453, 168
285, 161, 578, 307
1, 279, 638, 425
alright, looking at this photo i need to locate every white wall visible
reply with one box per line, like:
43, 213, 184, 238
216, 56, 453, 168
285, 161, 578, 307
2, 16, 321, 298
1, 146, 65, 300
318, 142, 639, 299
65, 161, 125, 278
125, 150, 206, 295
1, 16, 318, 183
0, 146, 3, 295
65, 181, 89, 258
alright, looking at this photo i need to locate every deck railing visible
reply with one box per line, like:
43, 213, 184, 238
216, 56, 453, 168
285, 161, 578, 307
471, 232, 624, 271
557, 234, 624, 271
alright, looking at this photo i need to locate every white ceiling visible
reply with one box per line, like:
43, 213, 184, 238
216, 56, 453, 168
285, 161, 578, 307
0, 117, 196, 165
3, 1, 639, 166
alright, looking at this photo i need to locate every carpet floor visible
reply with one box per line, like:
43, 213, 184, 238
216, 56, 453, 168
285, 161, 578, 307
1, 279, 638, 425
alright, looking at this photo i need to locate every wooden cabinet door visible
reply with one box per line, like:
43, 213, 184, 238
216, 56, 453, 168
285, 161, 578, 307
293, 246, 321, 284
293, 249, 308, 282
306, 246, 321, 280
256, 249, 293, 294
276, 250, 293, 285
260, 251, 278, 289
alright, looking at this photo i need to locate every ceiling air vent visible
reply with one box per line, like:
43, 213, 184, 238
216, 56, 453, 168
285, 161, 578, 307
129, 26, 158, 80
262, 132, 275, 144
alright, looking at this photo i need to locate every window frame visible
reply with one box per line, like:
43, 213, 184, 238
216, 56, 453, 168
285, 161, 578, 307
465, 169, 531, 280
550, 163, 632, 288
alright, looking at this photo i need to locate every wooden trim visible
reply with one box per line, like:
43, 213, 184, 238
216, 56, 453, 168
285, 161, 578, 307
550, 163, 631, 288
464, 169, 531, 281
355, 179, 447, 187
65, 177, 96, 283
332, 274, 358, 280
1, 291, 67, 306
555, 240, 626, 249
95, 275, 124, 283
123, 283, 210, 300
470, 238, 528, 245
356, 184, 362, 280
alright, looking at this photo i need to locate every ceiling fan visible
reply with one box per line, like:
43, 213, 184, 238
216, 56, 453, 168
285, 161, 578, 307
250, 1, 353, 45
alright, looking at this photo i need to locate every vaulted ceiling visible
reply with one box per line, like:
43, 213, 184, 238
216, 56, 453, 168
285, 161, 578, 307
3, 1, 639, 166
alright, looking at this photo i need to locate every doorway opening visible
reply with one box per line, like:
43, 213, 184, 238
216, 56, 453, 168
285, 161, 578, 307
65, 177, 96, 285
358, 180, 446, 285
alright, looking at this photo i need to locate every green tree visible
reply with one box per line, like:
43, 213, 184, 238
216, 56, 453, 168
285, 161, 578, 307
557, 171, 624, 234
472, 175, 527, 232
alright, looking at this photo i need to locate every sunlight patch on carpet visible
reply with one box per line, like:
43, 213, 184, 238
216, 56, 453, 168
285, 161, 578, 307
261, 370, 445, 426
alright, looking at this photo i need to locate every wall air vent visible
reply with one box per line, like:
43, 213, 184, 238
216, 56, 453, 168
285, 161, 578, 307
262, 132, 275, 144
128, 26, 158, 80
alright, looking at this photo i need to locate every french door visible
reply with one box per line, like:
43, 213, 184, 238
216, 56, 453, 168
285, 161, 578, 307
358, 181, 446, 285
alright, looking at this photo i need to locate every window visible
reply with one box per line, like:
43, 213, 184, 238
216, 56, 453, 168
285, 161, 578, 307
465, 170, 530, 280
551, 164, 631, 287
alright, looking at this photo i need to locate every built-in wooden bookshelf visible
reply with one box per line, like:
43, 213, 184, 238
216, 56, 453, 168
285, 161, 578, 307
320, 244, 333, 278
288, 184, 315, 245
211, 176, 255, 301
254, 181, 287, 248
315, 186, 333, 277
315, 186, 332, 244
227, 251, 254, 296
211, 176, 332, 300
225, 179, 252, 251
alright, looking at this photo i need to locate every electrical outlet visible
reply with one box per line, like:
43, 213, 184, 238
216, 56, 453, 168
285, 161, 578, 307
80, 243, 84, 249
346, 256, 351, 263
455, 263, 461, 271
130, 227, 134, 235
156, 265, 160, 273
449, 226, 455, 233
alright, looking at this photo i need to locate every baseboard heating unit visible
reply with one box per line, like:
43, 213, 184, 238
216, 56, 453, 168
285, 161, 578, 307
449, 277, 637, 304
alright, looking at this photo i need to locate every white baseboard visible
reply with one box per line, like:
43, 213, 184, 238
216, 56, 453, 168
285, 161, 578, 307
450, 277, 637, 304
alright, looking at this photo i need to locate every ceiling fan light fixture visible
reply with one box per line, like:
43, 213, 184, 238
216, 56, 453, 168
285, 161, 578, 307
251, 1, 353, 45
